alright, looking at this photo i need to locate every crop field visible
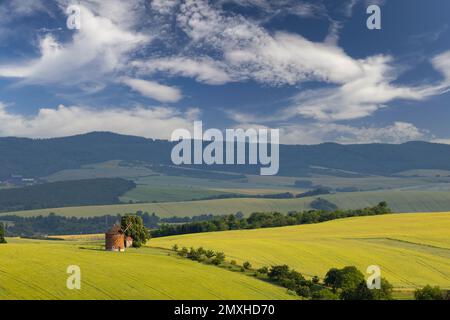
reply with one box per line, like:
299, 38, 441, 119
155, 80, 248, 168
119, 185, 233, 203
150, 212, 450, 290
0, 238, 294, 300
3, 190, 450, 218
44, 160, 156, 182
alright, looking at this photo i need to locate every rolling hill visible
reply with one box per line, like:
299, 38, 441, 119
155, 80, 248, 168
0, 238, 294, 300
149, 212, 450, 290
3, 132, 450, 179
0, 178, 135, 212
3, 190, 450, 218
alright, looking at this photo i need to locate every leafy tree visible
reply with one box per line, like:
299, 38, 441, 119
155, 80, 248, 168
372, 278, 393, 300
324, 266, 365, 295
268, 265, 290, 282
172, 244, 179, 252
121, 215, 150, 248
414, 285, 444, 300
0, 223, 7, 244
324, 268, 341, 292
311, 289, 339, 300
243, 261, 252, 269
341, 281, 374, 300
338, 266, 365, 291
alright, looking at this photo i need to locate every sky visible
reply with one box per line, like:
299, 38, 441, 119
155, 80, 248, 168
0, 0, 450, 144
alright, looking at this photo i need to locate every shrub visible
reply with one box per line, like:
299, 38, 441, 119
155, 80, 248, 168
178, 247, 188, 257
414, 285, 444, 300
372, 278, 394, 300
257, 266, 269, 274
296, 286, 311, 298
243, 261, 252, 270
311, 289, 339, 300
0, 223, 6, 244
205, 250, 215, 258
212, 252, 225, 265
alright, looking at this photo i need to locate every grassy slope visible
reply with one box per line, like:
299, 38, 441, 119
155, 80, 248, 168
150, 212, 450, 289
0, 238, 294, 300
3, 190, 450, 218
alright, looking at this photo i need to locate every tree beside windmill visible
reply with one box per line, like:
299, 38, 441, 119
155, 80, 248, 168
105, 215, 150, 251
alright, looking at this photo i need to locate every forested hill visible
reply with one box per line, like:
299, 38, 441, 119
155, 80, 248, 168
0, 178, 135, 212
1, 132, 450, 178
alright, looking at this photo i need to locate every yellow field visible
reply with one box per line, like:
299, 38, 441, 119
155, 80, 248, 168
48, 234, 104, 241
0, 238, 294, 300
150, 212, 450, 289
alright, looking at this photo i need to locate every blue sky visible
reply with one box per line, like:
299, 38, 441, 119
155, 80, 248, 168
0, 0, 450, 144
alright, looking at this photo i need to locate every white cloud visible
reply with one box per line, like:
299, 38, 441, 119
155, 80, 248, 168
176, 0, 362, 85
9, 0, 48, 16
230, 53, 450, 123
279, 121, 428, 145
0, 103, 198, 139
173, 0, 450, 122
286, 53, 450, 122
132, 57, 231, 85
432, 139, 450, 145
0, 0, 49, 22
121, 78, 182, 103
0, 2, 150, 85
432, 51, 450, 83
150, 0, 179, 14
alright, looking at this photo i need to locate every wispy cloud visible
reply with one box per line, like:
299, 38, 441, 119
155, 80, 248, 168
132, 57, 231, 85
121, 78, 182, 103
0, 1, 150, 86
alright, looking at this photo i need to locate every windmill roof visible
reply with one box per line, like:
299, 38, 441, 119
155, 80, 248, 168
106, 224, 123, 234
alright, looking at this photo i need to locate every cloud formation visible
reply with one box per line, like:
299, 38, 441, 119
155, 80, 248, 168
0, 0, 450, 143
0, 103, 199, 139
0, 1, 150, 86
279, 121, 428, 145
121, 78, 182, 103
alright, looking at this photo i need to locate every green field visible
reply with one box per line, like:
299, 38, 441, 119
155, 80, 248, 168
0, 238, 294, 300
119, 185, 234, 203
44, 160, 156, 181
3, 190, 450, 218
150, 212, 450, 290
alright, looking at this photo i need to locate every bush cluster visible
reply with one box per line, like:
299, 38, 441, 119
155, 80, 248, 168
173, 245, 226, 266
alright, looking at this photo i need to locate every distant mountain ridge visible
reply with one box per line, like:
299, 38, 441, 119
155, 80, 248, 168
1, 132, 450, 179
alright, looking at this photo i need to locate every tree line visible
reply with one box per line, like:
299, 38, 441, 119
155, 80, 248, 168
151, 202, 391, 237
170, 245, 393, 300
1, 211, 160, 237
171, 245, 449, 300
2, 202, 389, 238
